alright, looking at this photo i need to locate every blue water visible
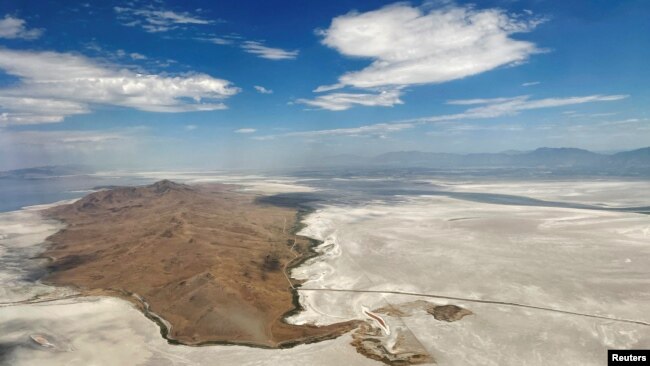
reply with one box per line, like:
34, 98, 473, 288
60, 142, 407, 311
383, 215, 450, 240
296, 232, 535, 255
0, 175, 152, 213
2, 173, 648, 215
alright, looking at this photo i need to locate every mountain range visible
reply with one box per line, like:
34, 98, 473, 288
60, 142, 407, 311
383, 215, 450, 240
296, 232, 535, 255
2, 147, 649, 177
0, 165, 93, 179
318, 147, 650, 174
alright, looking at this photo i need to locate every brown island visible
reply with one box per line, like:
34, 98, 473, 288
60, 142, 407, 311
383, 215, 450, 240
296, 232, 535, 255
42, 180, 358, 347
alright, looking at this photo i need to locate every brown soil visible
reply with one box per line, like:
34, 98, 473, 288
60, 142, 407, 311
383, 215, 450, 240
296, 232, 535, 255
41, 180, 358, 347
374, 300, 473, 322
427, 304, 472, 322
350, 323, 434, 366
358, 300, 473, 365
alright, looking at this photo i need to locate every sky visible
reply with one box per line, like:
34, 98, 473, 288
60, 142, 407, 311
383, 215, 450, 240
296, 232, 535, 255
0, 0, 648, 170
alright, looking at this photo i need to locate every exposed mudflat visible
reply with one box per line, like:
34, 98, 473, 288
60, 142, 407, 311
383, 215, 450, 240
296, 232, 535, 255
290, 186, 650, 365
2, 175, 649, 365
41, 180, 357, 347
351, 301, 473, 365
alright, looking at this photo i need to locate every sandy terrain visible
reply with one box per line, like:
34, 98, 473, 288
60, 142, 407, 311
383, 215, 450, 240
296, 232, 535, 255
40, 180, 356, 347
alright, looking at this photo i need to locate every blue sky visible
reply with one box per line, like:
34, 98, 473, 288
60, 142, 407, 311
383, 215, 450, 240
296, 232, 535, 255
0, 0, 648, 170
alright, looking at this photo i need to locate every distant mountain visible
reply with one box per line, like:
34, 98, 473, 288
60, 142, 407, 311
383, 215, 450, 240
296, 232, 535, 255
610, 147, 650, 167
512, 147, 603, 167
0, 165, 93, 179
372, 151, 463, 166
370, 147, 606, 168
318, 147, 650, 174
499, 149, 528, 156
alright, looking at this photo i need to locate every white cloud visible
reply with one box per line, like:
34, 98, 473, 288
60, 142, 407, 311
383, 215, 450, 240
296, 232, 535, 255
296, 89, 403, 111
522, 81, 540, 86
0, 48, 240, 125
426, 121, 525, 136
564, 111, 617, 119
185, 124, 197, 130
445, 97, 522, 106
254, 85, 273, 94
597, 118, 647, 127
130, 52, 147, 60
294, 122, 413, 137
0, 15, 43, 40
254, 122, 414, 140
0, 96, 89, 124
313, 84, 344, 93
202, 37, 234, 45
114, 6, 213, 33
241, 41, 298, 60
446, 94, 628, 119
234, 128, 257, 134
258, 94, 627, 139
317, 3, 544, 90
83, 43, 151, 63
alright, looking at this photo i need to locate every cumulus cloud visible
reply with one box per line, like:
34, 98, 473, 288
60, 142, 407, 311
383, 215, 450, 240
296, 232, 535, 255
0, 96, 89, 124
241, 41, 298, 60
318, 3, 544, 89
0, 15, 43, 40
303, 3, 545, 110
0, 48, 240, 125
234, 128, 256, 133
114, 6, 213, 33
257, 94, 627, 139
296, 89, 403, 111
254, 85, 273, 94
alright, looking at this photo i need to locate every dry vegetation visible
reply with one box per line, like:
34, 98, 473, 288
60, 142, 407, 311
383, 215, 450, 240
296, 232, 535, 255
42, 180, 357, 347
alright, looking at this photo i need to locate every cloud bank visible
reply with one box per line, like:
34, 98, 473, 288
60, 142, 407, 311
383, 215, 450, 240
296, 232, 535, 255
0, 49, 240, 125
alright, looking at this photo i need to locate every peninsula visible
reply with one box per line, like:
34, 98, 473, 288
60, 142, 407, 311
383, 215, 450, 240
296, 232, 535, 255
41, 180, 357, 347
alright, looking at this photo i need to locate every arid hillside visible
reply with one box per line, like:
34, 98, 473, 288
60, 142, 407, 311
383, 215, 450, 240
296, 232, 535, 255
42, 180, 356, 347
